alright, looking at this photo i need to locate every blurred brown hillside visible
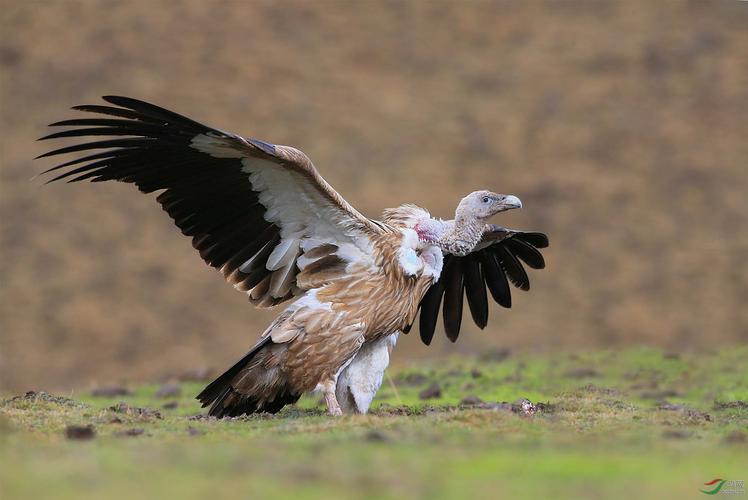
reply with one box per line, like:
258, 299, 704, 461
1, 1, 747, 392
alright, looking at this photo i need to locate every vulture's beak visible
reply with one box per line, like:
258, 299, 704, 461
498, 194, 522, 211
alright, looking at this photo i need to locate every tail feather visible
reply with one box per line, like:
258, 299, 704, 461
196, 337, 300, 417
196, 337, 270, 405
205, 385, 301, 418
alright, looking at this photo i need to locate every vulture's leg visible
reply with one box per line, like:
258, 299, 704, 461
320, 378, 343, 416
336, 333, 399, 414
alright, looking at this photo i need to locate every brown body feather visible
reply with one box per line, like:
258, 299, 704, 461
198, 229, 436, 416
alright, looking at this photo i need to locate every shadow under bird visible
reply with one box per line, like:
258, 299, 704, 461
37, 96, 549, 416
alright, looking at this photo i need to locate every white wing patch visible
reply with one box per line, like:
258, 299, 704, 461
193, 131, 379, 304
268, 289, 333, 344
294, 289, 332, 311
266, 238, 300, 271
240, 157, 376, 300
268, 258, 297, 297
190, 133, 245, 159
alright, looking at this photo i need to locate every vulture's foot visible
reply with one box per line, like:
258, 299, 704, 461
327, 402, 343, 417
321, 379, 343, 416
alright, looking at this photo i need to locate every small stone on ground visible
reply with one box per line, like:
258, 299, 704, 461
65, 424, 95, 440
419, 383, 441, 400
115, 428, 145, 437
155, 383, 182, 398
91, 386, 132, 397
460, 395, 484, 406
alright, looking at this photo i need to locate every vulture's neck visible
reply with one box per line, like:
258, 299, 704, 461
417, 215, 485, 256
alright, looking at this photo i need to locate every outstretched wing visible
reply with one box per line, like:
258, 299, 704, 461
410, 226, 549, 345
37, 96, 385, 307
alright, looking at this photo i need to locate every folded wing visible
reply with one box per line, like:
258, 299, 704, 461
37, 96, 384, 307
411, 226, 549, 345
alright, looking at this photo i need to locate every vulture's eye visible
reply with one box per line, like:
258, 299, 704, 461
482, 196, 490, 203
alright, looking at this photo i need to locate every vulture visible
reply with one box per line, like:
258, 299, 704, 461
37, 96, 549, 416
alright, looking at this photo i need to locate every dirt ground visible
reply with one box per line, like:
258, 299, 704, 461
1, 1, 747, 391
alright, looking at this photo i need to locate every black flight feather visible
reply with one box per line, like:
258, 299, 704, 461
415, 230, 548, 345
513, 231, 549, 249
504, 238, 545, 270
36, 96, 281, 290
480, 251, 512, 308
494, 245, 530, 291
442, 258, 464, 342
463, 255, 488, 329
418, 275, 446, 345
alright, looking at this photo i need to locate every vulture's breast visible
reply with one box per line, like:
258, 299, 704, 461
314, 229, 442, 342
357, 229, 443, 339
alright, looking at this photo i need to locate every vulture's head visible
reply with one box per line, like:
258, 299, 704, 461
413, 190, 523, 256
457, 190, 522, 221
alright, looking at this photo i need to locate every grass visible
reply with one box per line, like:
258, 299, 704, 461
1, 347, 747, 499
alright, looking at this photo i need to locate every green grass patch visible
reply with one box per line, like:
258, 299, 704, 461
1, 348, 746, 499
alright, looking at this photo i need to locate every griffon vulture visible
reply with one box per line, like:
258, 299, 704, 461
37, 96, 549, 416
